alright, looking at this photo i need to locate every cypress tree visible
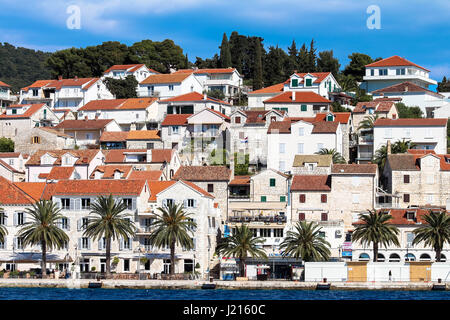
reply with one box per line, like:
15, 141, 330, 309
287, 39, 298, 74
298, 43, 309, 73
307, 39, 317, 72
253, 39, 263, 90
219, 33, 232, 68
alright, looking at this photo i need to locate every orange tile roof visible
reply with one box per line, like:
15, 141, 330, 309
119, 97, 158, 110
311, 121, 339, 133
128, 170, 163, 181
104, 64, 148, 73
267, 119, 339, 134
55, 119, 114, 130
90, 165, 133, 179
126, 130, 161, 140
78, 99, 126, 111
194, 68, 236, 74
0, 152, 21, 158
374, 118, 448, 127
372, 81, 443, 98
353, 101, 396, 113
99, 131, 129, 142
331, 164, 377, 174
173, 166, 231, 181
0, 177, 34, 205
365, 56, 430, 72
248, 82, 284, 95
46, 166, 75, 180
0, 104, 46, 119
264, 91, 331, 104
286, 72, 332, 84
0, 81, 10, 87
161, 114, 191, 126
140, 73, 191, 84
353, 208, 449, 226
229, 176, 251, 185
148, 181, 177, 201
13, 182, 47, 201
21, 80, 53, 91
53, 179, 146, 196
291, 175, 332, 191
314, 112, 351, 124
103, 149, 174, 164
180, 180, 214, 198
26, 149, 101, 166
159, 91, 230, 105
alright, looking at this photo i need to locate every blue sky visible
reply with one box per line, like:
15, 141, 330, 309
1, 0, 449, 85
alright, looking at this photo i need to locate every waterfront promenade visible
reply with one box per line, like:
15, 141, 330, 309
0, 279, 446, 290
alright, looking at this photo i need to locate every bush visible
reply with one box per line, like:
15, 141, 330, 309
0, 137, 14, 152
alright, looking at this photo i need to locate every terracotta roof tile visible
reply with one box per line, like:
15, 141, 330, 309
311, 121, 339, 133
160, 92, 230, 105
314, 112, 351, 124
264, 91, 331, 104
140, 73, 191, 84
53, 179, 146, 196
229, 175, 251, 185
331, 164, 377, 174
353, 208, 449, 226
0, 153, 21, 158
103, 149, 174, 164
287, 72, 332, 84
54, 119, 114, 130
0, 177, 34, 205
161, 114, 191, 126
248, 82, 285, 95
374, 118, 448, 127
0, 81, 10, 87
104, 64, 148, 73
148, 181, 177, 201
173, 166, 231, 181
353, 101, 396, 113
26, 149, 101, 166
13, 182, 47, 201
0, 104, 46, 119
128, 170, 163, 181
46, 166, 75, 180
291, 175, 332, 191
365, 56, 430, 72
90, 165, 133, 179
99, 131, 129, 142
126, 130, 161, 140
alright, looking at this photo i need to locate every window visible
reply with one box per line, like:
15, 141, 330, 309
301, 105, 307, 112
32, 89, 38, 97
86, 133, 93, 140
279, 143, 286, 153
291, 79, 298, 87
81, 237, 90, 250
0, 212, 6, 225
123, 198, 133, 210
406, 211, 415, 220
317, 143, 324, 152
352, 194, 359, 204
396, 68, 405, 75
270, 178, 276, 187
184, 259, 194, 273
298, 212, 305, 221
12, 109, 17, 114
321, 212, 328, 221
81, 198, 90, 210
16, 237, 24, 249
403, 194, 410, 203
261, 196, 267, 202
321, 194, 327, 203
280, 196, 286, 202
61, 198, 70, 210
379, 69, 388, 76
299, 194, 306, 203
32, 136, 41, 144
207, 184, 214, 193
186, 199, 195, 208
147, 143, 154, 149
123, 259, 130, 272
235, 116, 241, 124
318, 231, 326, 238
403, 175, 410, 184
274, 229, 283, 237
16, 212, 24, 225
370, 69, 374, 76
168, 85, 174, 91
260, 228, 271, 237
297, 143, 304, 154
305, 78, 312, 86
171, 126, 179, 134
61, 217, 69, 230
279, 161, 285, 171
298, 128, 304, 136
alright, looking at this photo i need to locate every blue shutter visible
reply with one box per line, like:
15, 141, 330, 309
132, 198, 137, 211
77, 219, 82, 231
78, 238, 82, 249
13, 212, 17, 226
66, 218, 71, 231
87, 238, 91, 250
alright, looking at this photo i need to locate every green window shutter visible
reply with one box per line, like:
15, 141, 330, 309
301, 105, 307, 112
327, 115, 334, 121
280, 196, 286, 202
292, 79, 298, 87
305, 78, 312, 86
270, 178, 276, 187
261, 196, 267, 202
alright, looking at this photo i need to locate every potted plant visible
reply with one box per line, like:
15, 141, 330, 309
91, 266, 96, 272
140, 257, 148, 265
9, 270, 19, 278
112, 257, 120, 267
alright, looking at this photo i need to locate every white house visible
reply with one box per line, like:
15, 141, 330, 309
267, 119, 343, 173
137, 73, 203, 99
103, 64, 159, 83
263, 91, 332, 117
373, 118, 448, 155
77, 98, 159, 131
20, 77, 114, 112
0, 80, 15, 109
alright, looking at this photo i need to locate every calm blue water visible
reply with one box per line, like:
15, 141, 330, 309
0, 288, 449, 300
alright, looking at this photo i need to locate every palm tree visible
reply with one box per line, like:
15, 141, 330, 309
0, 208, 8, 244
352, 209, 400, 262
280, 221, 331, 261
392, 139, 416, 153
373, 139, 416, 172
18, 200, 69, 277
149, 202, 196, 275
357, 114, 379, 131
412, 210, 450, 262
215, 224, 267, 277
315, 148, 346, 164
84, 194, 136, 277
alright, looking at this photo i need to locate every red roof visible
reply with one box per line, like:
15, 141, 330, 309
365, 56, 430, 72
314, 112, 351, 124
248, 82, 285, 95
140, 73, 191, 84
90, 165, 133, 179
161, 114, 191, 126
0, 177, 34, 205
55, 119, 114, 130
286, 72, 332, 84
264, 91, 331, 104
353, 101, 396, 113
22, 78, 99, 91
46, 166, 75, 180
103, 149, 174, 164
353, 208, 449, 226
148, 181, 177, 201
79, 98, 158, 111
160, 92, 230, 105
104, 64, 151, 74
53, 179, 147, 196
26, 150, 101, 166
0, 104, 46, 119
128, 170, 163, 181
0, 81, 10, 88
291, 175, 332, 191
374, 118, 448, 127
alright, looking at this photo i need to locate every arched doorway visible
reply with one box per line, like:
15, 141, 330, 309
419, 253, 431, 261
389, 253, 400, 262
359, 253, 370, 261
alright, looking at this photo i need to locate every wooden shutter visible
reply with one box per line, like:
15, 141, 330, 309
132, 198, 137, 210
404, 194, 410, 203
321, 212, 328, 221
66, 218, 71, 231
13, 212, 17, 226
298, 213, 305, 221
321, 194, 327, 203
404, 175, 410, 183
299, 194, 306, 203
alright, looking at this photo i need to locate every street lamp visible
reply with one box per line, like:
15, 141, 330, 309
135, 244, 143, 280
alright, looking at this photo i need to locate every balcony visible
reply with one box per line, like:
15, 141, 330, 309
357, 151, 373, 160
317, 219, 344, 227
358, 135, 373, 144
227, 214, 287, 224
136, 226, 154, 235
229, 194, 250, 201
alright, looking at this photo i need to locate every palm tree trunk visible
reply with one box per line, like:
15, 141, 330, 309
436, 247, 441, 262
170, 240, 175, 275
239, 258, 245, 277
105, 237, 111, 277
41, 240, 47, 278
373, 242, 378, 262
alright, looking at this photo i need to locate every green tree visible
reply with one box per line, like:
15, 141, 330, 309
264, 46, 289, 85
331, 101, 352, 112
18, 200, 69, 277
395, 102, 423, 118
209, 148, 229, 165
357, 114, 379, 131
0, 208, 7, 243
315, 148, 346, 164
343, 53, 373, 82
336, 73, 357, 92
206, 89, 225, 101
103, 75, 138, 99
195, 54, 220, 69
280, 221, 331, 261
437, 76, 450, 92
306, 39, 317, 72
149, 202, 196, 275
352, 209, 400, 262
252, 39, 264, 90
0, 137, 14, 152
219, 33, 232, 68
287, 39, 298, 74
412, 210, 450, 262
297, 43, 309, 72
215, 224, 267, 277
83, 194, 136, 276
317, 50, 340, 78
234, 152, 249, 175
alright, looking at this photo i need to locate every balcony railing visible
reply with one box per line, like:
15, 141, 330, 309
359, 135, 374, 144
229, 194, 250, 200
228, 215, 287, 224
357, 151, 373, 159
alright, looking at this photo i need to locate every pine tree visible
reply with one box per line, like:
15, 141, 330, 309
253, 39, 263, 90
219, 33, 232, 68
307, 39, 317, 72
287, 39, 298, 74
298, 43, 309, 73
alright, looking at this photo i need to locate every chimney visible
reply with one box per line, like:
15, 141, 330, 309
84, 116, 88, 121
387, 140, 392, 155
58, 75, 62, 81
293, 70, 298, 74
146, 149, 152, 163
203, 93, 207, 100
74, 76, 78, 81
292, 91, 296, 101
404, 85, 408, 92
95, 114, 99, 120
